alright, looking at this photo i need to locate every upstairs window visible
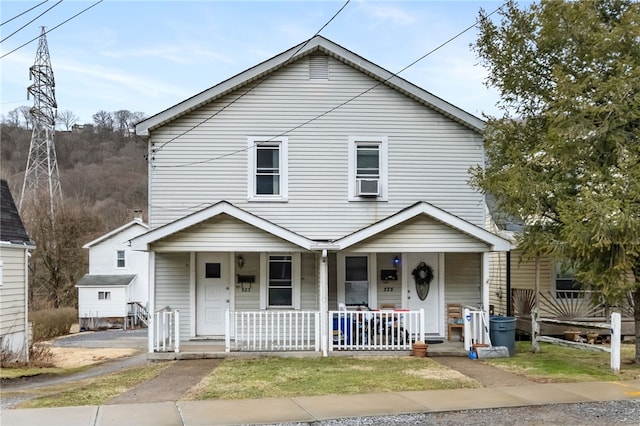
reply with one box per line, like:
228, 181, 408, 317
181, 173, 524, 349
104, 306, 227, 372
248, 137, 288, 201
116, 250, 125, 268
348, 137, 388, 201
98, 291, 111, 300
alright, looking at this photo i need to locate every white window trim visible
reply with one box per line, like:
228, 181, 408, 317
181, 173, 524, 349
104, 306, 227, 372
116, 250, 126, 269
247, 136, 288, 202
259, 252, 300, 309
336, 253, 377, 308
348, 136, 388, 201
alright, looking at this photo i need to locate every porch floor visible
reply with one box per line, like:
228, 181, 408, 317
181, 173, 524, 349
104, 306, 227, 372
147, 339, 468, 361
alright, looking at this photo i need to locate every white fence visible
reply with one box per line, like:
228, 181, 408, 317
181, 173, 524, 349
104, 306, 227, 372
463, 307, 492, 351
329, 309, 424, 351
153, 308, 179, 352
531, 308, 621, 373
226, 310, 320, 352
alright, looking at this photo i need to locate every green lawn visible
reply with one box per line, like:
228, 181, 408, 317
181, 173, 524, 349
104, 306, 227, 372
184, 356, 479, 400
483, 341, 640, 382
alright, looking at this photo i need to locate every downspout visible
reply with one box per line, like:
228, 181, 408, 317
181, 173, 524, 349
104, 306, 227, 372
319, 249, 328, 357
506, 251, 512, 317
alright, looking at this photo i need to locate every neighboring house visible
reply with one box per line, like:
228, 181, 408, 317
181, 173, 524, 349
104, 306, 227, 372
486, 205, 634, 336
76, 214, 149, 330
0, 180, 35, 362
132, 36, 511, 355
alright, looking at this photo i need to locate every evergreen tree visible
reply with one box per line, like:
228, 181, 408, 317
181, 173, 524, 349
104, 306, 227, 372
472, 0, 640, 362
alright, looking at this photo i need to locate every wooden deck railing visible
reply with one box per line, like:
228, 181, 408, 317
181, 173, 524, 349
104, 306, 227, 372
226, 310, 320, 352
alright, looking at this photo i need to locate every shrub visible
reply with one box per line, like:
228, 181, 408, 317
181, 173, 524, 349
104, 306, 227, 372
30, 307, 77, 342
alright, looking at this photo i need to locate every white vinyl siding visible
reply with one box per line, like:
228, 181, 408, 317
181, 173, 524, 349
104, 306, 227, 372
86, 222, 149, 305
148, 55, 485, 240
78, 287, 127, 317
151, 214, 304, 252
444, 252, 482, 307
347, 216, 489, 253
300, 252, 317, 310
0, 246, 28, 337
155, 253, 191, 339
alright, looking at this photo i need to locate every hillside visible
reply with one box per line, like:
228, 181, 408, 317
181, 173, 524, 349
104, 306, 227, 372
0, 123, 148, 309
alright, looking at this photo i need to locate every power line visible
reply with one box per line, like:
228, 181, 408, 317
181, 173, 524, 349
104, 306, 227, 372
1, 0, 63, 44
150, 0, 351, 158
0, 0, 103, 60
154, 3, 506, 170
0, 0, 49, 27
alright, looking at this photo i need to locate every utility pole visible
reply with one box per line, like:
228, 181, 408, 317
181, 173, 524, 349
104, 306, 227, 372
20, 26, 62, 217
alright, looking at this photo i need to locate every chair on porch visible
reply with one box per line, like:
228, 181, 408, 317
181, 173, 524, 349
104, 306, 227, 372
447, 303, 464, 342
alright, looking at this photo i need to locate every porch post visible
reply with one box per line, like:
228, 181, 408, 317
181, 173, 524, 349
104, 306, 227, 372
147, 251, 156, 353
319, 250, 328, 356
482, 252, 490, 318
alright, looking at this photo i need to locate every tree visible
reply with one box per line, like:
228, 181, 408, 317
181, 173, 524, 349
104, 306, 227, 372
22, 197, 103, 309
472, 0, 640, 362
92, 110, 114, 134
57, 110, 79, 131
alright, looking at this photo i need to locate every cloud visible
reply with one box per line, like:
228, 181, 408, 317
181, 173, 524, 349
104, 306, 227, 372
356, 0, 416, 26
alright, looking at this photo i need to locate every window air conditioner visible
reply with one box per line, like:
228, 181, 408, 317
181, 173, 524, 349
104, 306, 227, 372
356, 178, 380, 197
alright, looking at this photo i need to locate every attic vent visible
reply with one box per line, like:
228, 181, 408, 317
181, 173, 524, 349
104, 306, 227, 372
309, 55, 329, 80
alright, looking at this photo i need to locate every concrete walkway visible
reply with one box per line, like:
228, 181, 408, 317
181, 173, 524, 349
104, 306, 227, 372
3, 379, 639, 426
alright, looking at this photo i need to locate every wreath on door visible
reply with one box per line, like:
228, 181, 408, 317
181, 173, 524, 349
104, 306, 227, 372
412, 262, 434, 301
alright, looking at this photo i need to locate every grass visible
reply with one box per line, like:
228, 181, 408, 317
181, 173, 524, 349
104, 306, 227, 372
483, 341, 640, 382
8, 363, 169, 409
4, 342, 639, 408
184, 356, 479, 400
1, 365, 88, 380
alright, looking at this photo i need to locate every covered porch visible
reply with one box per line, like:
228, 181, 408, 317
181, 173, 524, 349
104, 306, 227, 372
130, 202, 511, 358
148, 306, 490, 360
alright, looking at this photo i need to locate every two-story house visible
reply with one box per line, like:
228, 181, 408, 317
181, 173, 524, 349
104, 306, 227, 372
132, 36, 510, 356
76, 214, 149, 330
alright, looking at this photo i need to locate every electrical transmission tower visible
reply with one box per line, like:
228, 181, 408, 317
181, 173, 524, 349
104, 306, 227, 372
20, 26, 62, 216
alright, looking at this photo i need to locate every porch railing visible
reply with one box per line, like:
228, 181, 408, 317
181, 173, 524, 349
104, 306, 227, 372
226, 310, 320, 352
463, 307, 491, 351
153, 307, 179, 352
329, 309, 424, 351
127, 302, 149, 329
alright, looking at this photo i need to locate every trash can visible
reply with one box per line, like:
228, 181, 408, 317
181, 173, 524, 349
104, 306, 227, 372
489, 316, 516, 356
332, 314, 351, 345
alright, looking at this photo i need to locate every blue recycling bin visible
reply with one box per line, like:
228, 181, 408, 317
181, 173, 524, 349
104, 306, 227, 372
332, 314, 351, 345
489, 316, 516, 356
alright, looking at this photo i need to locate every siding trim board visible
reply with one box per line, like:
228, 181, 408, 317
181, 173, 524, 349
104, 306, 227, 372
336, 201, 512, 252
131, 201, 314, 251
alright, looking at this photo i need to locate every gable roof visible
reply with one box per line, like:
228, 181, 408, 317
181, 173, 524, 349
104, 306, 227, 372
130, 201, 315, 251
135, 35, 485, 136
0, 180, 33, 246
83, 219, 149, 249
335, 201, 512, 252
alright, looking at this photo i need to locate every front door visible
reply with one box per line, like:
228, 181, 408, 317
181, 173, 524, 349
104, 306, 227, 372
196, 253, 230, 336
407, 253, 441, 335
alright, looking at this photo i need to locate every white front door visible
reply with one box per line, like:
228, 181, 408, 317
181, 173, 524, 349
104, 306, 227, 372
407, 253, 441, 335
196, 253, 230, 336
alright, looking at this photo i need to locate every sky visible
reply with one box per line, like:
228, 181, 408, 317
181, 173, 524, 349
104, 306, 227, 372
1, 0, 512, 126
